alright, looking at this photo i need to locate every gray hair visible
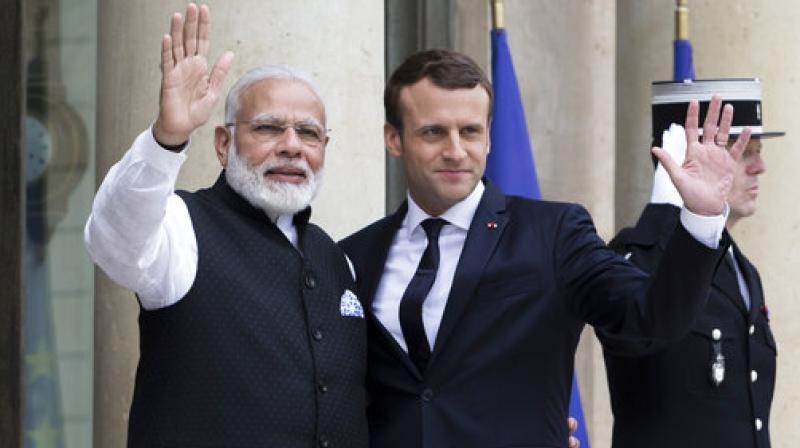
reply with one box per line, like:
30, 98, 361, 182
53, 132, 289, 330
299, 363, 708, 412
224, 65, 325, 124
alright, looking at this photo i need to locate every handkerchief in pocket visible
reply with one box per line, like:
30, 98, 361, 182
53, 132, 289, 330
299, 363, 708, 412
340, 289, 364, 318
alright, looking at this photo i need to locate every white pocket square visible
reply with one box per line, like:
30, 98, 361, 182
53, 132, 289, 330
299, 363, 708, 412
340, 289, 364, 318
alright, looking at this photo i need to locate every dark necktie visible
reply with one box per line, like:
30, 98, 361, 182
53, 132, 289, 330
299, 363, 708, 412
399, 218, 447, 373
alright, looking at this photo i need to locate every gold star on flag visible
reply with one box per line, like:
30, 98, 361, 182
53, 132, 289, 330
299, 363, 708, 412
25, 340, 54, 383
26, 416, 61, 448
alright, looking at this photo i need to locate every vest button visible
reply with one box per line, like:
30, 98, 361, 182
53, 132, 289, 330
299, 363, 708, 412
751, 370, 758, 383
318, 383, 329, 393
319, 435, 330, 447
305, 272, 317, 289
755, 418, 763, 431
312, 328, 323, 341
421, 388, 433, 401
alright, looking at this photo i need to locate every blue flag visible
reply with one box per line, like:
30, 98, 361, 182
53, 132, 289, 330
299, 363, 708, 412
487, 28, 590, 448
486, 29, 540, 199
673, 39, 695, 81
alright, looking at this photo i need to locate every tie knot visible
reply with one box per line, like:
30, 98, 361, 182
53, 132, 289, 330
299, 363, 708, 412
421, 218, 448, 242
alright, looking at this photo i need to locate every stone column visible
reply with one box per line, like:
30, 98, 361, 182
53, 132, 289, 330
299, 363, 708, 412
94, 1, 384, 446
456, 1, 617, 446
617, 1, 800, 446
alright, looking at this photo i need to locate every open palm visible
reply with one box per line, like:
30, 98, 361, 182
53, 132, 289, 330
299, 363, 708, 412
652, 95, 751, 216
154, 3, 233, 146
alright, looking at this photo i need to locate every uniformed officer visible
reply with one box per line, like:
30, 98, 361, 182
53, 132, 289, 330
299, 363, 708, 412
599, 79, 782, 448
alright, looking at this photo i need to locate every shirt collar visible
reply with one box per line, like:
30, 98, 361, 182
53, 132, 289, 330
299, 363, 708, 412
404, 181, 485, 238
275, 213, 295, 230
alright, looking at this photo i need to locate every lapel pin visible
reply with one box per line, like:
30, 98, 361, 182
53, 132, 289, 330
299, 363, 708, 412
487, 221, 498, 229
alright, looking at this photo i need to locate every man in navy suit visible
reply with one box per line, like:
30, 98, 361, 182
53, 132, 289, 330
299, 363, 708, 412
340, 49, 750, 448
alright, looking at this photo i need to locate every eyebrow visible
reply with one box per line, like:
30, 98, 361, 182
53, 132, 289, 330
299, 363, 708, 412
248, 112, 324, 129
415, 122, 485, 132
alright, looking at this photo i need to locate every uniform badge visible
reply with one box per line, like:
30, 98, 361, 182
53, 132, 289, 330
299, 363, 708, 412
710, 329, 725, 386
710, 353, 725, 386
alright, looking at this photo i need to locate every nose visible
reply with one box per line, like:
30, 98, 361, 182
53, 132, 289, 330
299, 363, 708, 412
441, 130, 467, 161
748, 152, 766, 175
276, 126, 304, 158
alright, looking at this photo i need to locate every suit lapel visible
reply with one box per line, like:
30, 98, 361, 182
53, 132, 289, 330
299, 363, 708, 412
733, 244, 764, 322
356, 203, 425, 380
714, 237, 748, 316
358, 204, 405, 309
428, 183, 508, 367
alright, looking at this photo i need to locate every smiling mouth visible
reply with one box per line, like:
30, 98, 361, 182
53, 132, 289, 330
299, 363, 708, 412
435, 169, 471, 176
264, 167, 307, 183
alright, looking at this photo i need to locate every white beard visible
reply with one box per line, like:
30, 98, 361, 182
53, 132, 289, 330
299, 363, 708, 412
225, 143, 323, 217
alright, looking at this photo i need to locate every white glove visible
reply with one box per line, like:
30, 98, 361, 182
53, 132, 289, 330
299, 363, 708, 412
650, 123, 686, 207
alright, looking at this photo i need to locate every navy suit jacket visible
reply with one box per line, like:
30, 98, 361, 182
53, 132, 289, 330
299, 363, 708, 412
340, 182, 727, 448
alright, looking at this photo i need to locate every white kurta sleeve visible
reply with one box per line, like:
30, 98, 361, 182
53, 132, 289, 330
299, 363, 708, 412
84, 127, 198, 310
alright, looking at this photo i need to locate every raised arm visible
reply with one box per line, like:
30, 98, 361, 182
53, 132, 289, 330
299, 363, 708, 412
85, 3, 232, 309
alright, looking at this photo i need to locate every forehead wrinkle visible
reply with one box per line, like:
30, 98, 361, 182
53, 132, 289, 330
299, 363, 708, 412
249, 112, 280, 122
240, 79, 326, 126
400, 81, 489, 130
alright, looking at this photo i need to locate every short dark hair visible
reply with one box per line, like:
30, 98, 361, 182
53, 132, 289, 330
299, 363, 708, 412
384, 48, 493, 130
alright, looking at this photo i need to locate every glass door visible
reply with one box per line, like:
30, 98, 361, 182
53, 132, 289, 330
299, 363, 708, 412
22, 0, 96, 446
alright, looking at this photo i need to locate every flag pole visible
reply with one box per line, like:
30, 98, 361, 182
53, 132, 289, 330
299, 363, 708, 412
676, 0, 689, 40
673, 0, 694, 81
491, 0, 504, 30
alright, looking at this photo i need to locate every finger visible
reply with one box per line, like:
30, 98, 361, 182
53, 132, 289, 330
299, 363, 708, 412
728, 127, 752, 160
170, 12, 185, 62
568, 417, 578, 433
684, 100, 700, 143
568, 436, 580, 448
161, 34, 174, 74
716, 103, 734, 146
702, 94, 722, 145
183, 3, 199, 56
208, 51, 235, 94
197, 4, 211, 56
652, 146, 682, 183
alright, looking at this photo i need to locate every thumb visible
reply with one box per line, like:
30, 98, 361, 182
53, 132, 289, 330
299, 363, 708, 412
652, 146, 682, 184
208, 51, 235, 95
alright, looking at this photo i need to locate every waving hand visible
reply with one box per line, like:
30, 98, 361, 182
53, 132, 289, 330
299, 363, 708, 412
153, 3, 234, 146
652, 95, 751, 216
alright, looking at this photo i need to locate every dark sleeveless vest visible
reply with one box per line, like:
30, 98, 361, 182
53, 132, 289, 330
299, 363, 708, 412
127, 175, 368, 448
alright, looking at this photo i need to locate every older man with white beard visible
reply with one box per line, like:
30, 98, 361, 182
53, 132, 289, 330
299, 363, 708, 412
84, 4, 367, 447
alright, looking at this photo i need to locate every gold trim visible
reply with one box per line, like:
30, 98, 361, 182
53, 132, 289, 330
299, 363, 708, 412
676, 0, 689, 40
491, 0, 504, 30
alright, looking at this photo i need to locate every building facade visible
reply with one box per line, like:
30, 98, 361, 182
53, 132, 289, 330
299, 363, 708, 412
1, 1, 798, 447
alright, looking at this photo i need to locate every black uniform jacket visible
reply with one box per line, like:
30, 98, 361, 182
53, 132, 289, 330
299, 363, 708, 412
600, 203, 777, 448
340, 182, 727, 448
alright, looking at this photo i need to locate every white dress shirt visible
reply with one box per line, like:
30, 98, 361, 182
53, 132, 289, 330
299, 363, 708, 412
84, 127, 298, 310
373, 182, 485, 352
374, 181, 727, 353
